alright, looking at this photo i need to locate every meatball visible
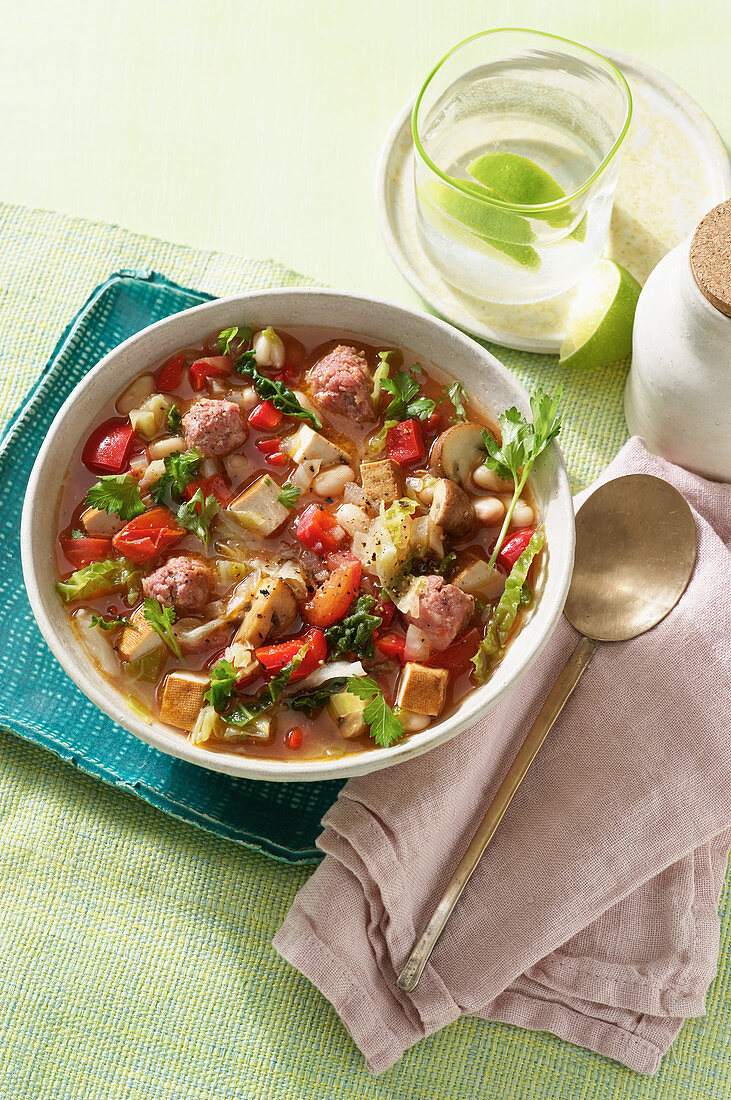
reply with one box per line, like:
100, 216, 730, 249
308, 345, 373, 419
407, 575, 475, 652
181, 399, 246, 457
142, 556, 212, 614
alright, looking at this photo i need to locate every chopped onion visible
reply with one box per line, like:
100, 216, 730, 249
291, 457, 321, 491
404, 624, 431, 661
294, 660, 365, 692
335, 503, 370, 536
343, 482, 368, 509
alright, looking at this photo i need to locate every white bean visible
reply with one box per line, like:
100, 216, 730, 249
235, 386, 259, 411
510, 500, 534, 528
116, 374, 156, 415
338, 713, 367, 740
148, 435, 185, 460
398, 710, 432, 733
312, 464, 355, 499
139, 459, 166, 490
472, 465, 514, 493
473, 496, 505, 525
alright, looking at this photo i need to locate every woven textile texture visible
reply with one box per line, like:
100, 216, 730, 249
0, 201, 728, 1099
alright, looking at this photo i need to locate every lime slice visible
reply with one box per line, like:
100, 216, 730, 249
424, 179, 541, 271
468, 152, 578, 234
559, 260, 641, 369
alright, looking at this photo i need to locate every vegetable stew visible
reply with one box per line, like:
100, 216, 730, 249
55, 324, 561, 761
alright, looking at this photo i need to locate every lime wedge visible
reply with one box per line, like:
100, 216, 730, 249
425, 179, 541, 271
468, 152, 579, 234
468, 152, 565, 205
559, 260, 642, 369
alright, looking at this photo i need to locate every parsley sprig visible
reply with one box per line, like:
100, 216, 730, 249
324, 595, 382, 660
86, 474, 145, 522
346, 677, 404, 748
483, 387, 562, 569
204, 659, 239, 711
278, 482, 301, 509
381, 369, 436, 423
217, 325, 252, 357
177, 489, 219, 545
142, 598, 182, 658
446, 381, 468, 422
234, 351, 321, 429
150, 449, 204, 506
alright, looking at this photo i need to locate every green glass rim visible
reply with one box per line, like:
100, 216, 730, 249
411, 27, 633, 215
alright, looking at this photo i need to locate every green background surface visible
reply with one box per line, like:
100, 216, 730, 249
1, 3, 729, 1098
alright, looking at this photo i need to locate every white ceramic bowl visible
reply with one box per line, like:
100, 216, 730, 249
21, 288, 574, 782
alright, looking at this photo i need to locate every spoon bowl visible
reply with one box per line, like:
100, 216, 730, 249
565, 474, 697, 640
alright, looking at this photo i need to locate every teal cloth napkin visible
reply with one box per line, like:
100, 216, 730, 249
4, 270, 343, 862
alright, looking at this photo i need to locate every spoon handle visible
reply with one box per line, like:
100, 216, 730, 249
396, 634, 600, 994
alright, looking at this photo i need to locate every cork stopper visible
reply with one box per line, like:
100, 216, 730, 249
689, 198, 731, 318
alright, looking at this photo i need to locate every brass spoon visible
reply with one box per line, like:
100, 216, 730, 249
397, 473, 697, 993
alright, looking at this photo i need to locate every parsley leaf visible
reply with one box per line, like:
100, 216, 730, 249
89, 613, 130, 631
177, 489, 219, 545
346, 676, 404, 748
278, 482, 301, 509
447, 381, 468, 422
204, 659, 239, 711
381, 369, 435, 423
150, 448, 203, 506
217, 325, 252, 357
234, 352, 321, 429
372, 348, 404, 403
289, 677, 349, 717
70, 529, 85, 539
434, 549, 457, 577
325, 595, 382, 660
56, 558, 140, 603
142, 598, 182, 658
482, 386, 562, 569
167, 404, 182, 433
85, 474, 145, 522
225, 644, 309, 728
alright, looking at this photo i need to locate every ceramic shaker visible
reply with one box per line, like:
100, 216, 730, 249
625, 198, 731, 481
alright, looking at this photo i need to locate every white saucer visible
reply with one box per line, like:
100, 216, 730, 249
375, 46, 731, 353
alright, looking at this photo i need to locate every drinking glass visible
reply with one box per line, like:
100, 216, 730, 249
412, 29, 632, 305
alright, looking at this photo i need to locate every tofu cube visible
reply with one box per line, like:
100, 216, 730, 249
360, 460, 405, 508
453, 553, 505, 600
428, 478, 474, 537
80, 506, 124, 536
284, 424, 345, 467
228, 475, 288, 536
159, 671, 210, 731
235, 578, 297, 646
396, 662, 449, 717
116, 606, 162, 662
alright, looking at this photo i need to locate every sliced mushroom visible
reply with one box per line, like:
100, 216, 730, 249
429, 478, 474, 537
430, 422, 492, 487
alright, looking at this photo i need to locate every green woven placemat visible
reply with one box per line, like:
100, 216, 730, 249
0, 201, 727, 1099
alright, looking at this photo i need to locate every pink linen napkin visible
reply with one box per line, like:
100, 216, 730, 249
274, 438, 731, 1075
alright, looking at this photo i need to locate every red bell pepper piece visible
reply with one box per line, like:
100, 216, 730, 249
255, 628, 327, 680
496, 527, 536, 572
184, 475, 233, 508
255, 438, 281, 454
426, 628, 480, 676
295, 504, 342, 554
375, 631, 407, 662
155, 353, 186, 392
60, 535, 112, 569
248, 400, 283, 430
386, 419, 425, 465
286, 726, 304, 750
112, 507, 185, 563
304, 553, 362, 628
423, 411, 441, 433
190, 355, 231, 390
266, 452, 288, 467
81, 418, 135, 474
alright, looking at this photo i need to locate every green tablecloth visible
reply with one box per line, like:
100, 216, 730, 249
1, 202, 728, 1099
